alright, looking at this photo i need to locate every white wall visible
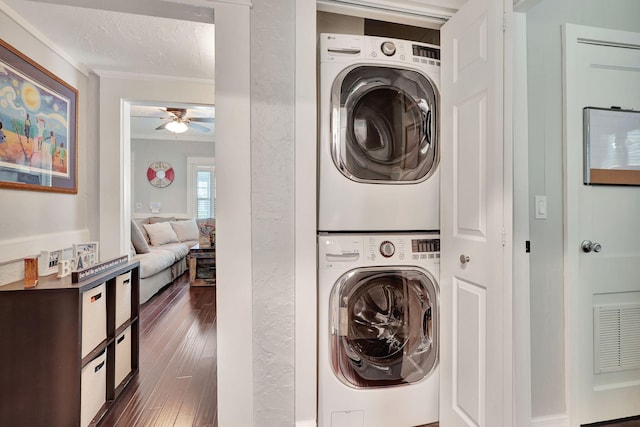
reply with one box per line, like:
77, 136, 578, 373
131, 138, 214, 217
250, 0, 296, 424
0, 5, 92, 282
526, 0, 640, 419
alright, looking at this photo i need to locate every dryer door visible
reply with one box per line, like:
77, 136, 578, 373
331, 66, 439, 183
330, 266, 438, 388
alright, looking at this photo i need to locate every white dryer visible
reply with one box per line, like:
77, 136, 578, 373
318, 33, 440, 232
318, 232, 439, 427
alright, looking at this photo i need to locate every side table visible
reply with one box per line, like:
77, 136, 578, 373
188, 244, 216, 286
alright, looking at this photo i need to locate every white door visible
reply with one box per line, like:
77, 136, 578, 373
564, 25, 640, 425
440, 0, 509, 425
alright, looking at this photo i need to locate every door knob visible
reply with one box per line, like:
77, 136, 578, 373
581, 240, 602, 253
460, 255, 470, 264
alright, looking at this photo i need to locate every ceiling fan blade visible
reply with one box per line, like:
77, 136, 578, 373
155, 121, 170, 130
188, 122, 211, 133
188, 117, 215, 123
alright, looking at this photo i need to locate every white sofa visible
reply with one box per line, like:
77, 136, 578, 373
131, 217, 199, 303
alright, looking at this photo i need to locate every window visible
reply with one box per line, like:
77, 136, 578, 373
196, 167, 215, 218
187, 157, 215, 219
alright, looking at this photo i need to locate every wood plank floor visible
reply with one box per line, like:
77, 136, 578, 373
99, 273, 640, 427
100, 273, 217, 427
418, 418, 640, 427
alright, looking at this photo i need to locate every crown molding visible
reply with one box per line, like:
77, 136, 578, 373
0, 0, 90, 76
93, 69, 215, 85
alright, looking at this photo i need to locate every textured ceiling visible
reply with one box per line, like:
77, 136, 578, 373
3, 0, 215, 141
3, 0, 215, 79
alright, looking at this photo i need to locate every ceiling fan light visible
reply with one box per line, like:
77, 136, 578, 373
165, 120, 188, 134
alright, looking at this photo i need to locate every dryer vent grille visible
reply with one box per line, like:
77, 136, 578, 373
594, 303, 640, 374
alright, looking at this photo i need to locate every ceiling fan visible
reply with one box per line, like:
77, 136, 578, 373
155, 107, 214, 134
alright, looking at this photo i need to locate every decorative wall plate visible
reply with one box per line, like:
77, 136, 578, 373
147, 161, 175, 188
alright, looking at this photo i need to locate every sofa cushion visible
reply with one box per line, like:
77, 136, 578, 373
171, 219, 199, 242
131, 220, 151, 254
159, 242, 191, 260
143, 222, 179, 246
133, 249, 176, 279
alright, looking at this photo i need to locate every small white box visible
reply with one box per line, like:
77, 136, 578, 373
81, 283, 107, 358
115, 272, 132, 329
81, 351, 106, 427
115, 326, 132, 389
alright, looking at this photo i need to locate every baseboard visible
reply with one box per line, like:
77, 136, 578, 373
532, 414, 570, 427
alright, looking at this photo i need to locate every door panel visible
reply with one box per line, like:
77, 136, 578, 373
453, 278, 486, 426
440, 0, 505, 425
455, 92, 487, 238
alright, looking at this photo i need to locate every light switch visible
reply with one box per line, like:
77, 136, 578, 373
535, 195, 547, 219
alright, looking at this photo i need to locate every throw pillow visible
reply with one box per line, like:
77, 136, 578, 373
143, 222, 180, 246
171, 219, 199, 242
131, 220, 151, 254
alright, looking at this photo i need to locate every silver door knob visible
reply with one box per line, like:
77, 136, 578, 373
581, 240, 602, 253
460, 255, 470, 264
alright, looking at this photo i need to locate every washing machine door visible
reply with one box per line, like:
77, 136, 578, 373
331, 66, 439, 183
329, 266, 438, 388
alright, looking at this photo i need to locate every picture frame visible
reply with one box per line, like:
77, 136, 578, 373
39, 248, 65, 276
584, 107, 640, 186
72, 242, 99, 271
0, 38, 78, 193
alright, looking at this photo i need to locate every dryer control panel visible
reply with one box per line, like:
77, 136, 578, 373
320, 33, 441, 69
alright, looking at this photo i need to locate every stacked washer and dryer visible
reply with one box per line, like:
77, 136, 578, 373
317, 33, 442, 427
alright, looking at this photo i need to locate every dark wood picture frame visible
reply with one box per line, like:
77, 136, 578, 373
0, 38, 78, 193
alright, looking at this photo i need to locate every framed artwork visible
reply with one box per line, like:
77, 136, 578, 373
72, 242, 99, 271
0, 39, 78, 193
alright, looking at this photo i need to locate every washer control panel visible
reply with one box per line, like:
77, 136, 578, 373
319, 233, 440, 269
365, 234, 440, 264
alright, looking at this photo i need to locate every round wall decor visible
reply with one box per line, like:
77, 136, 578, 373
147, 161, 175, 188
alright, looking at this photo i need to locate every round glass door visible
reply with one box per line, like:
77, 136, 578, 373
331, 66, 439, 183
329, 267, 438, 388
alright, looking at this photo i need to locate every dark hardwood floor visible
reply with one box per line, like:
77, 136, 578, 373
418, 417, 640, 427
100, 273, 217, 427
584, 417, 640, 427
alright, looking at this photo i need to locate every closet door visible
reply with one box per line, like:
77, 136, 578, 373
440, 0, 510, 426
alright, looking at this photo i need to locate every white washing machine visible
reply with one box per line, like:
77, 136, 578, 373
318, 232, 439, 427
318, 33, 440, 232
